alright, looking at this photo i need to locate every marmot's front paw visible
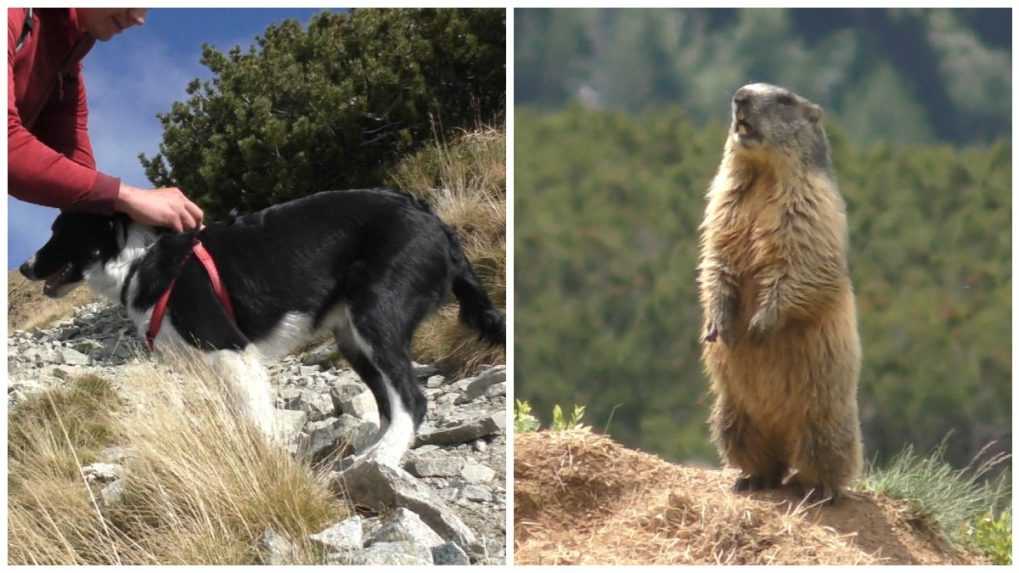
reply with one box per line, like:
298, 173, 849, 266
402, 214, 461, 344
748, 306, 779, 341
706, 297, 737, 345
705, 317, 737, 346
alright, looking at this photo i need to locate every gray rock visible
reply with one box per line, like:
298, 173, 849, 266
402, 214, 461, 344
261, 527, 296, 565
274, 409, 308, 450
334, 460, 480, 555
305, 415, 378, 460
82, 463, 123, 484
276, 387, 301, 406
332, 386, 379, 426
25, 348, 56, 365
425, 374, 446, 388
460, 462, 496, 483
406, 453, 464, 478
289, 388, 335, 421
59, 347, 90, 366
484, 382, 506, 399
461, 485, 492, 502
100, 479, 126, 506
304, 417, 346, 460
51, 367, 72, 380
58, 326, 82, 340
335, 414, 380, 453
309, 515, 363, 552
412, 363, 439, 378
8, 380, 43, 400
414, 415, 505, 447
368, 507, 444, 548
70, 339, 103, 355
330, 381, 364, 403
462, 366, 506, 401
436, 393, 459, 405
301, 344, 336, 367
338, 541, 433, 565
432, 542, 470, 565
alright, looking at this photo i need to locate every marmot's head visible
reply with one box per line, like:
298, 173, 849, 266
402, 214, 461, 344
729, 83, 830, 169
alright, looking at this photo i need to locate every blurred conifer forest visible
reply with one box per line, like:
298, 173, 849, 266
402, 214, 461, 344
514, 8, 1011, 469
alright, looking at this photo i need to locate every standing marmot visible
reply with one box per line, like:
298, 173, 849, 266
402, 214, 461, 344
697, 83, 862, 503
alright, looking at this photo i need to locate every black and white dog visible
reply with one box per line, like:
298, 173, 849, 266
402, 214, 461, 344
20, 188, 504, 466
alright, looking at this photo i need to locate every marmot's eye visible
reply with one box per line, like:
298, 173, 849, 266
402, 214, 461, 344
776, 94, 795, 106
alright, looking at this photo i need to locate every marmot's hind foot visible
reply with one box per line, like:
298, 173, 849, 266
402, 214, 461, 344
732, 473, 782, 493
800, 483, 840, 506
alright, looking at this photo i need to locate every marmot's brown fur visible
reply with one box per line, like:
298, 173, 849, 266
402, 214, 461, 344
698, 83, 862, 503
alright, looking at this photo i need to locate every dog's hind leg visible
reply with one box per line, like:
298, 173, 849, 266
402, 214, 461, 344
206, 348, 276, 441
333, 307, 425, 467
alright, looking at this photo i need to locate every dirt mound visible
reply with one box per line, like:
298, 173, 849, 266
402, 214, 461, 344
8, 272, 95, 332
515, 430, 982, 565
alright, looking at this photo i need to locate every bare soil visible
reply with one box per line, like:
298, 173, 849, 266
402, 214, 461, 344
514, 430, 983, 565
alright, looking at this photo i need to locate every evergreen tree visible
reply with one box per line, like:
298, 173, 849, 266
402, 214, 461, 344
141, 8, 505, 217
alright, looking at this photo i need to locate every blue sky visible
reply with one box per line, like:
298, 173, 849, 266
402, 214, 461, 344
8, 8, 341, 268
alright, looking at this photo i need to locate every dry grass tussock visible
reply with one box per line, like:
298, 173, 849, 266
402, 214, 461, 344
515, 430, 984, 565
389, 126, 506, 376
8, 349, 348, 565
8, 272, 95, 332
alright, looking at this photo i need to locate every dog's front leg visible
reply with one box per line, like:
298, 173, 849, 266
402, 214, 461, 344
207, 348, 277, 441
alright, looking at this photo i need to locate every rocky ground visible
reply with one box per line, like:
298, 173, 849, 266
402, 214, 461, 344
8, 301, 506, 564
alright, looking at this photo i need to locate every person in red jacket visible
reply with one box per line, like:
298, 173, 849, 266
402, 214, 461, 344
8, 7, 203, 231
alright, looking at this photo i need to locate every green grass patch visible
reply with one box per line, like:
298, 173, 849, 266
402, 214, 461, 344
861, 438, 1010, 561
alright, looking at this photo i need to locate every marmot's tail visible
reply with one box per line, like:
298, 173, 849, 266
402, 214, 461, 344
443, 226, 505, 346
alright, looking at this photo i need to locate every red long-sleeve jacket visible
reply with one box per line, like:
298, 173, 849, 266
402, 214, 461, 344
8, 7, 119, 213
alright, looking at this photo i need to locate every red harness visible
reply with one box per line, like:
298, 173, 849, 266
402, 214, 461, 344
146, 240, 236, 350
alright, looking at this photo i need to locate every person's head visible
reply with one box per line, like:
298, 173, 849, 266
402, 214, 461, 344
77, 8, 148, 41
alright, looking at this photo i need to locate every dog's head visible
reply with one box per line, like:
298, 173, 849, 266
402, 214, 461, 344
19, 212, 128, 298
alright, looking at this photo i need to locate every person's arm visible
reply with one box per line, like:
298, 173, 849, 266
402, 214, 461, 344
7, 18, 119, 213
32, 62, 101, 169
8, 22, 203, 230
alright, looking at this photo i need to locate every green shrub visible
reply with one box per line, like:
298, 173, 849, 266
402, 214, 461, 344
141, 8, 505, 218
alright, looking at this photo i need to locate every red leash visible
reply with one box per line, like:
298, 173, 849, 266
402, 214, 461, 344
146, 240, 236, 350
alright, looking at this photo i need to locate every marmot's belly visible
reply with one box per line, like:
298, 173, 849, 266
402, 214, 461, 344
704, 309, 860, 434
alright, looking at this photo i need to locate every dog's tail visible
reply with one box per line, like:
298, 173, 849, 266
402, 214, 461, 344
443, 225, 505, 346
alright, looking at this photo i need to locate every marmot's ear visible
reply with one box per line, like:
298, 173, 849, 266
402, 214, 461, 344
807, 103, 824, 123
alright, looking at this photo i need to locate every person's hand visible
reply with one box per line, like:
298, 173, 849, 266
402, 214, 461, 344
114, 183, 204, 232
